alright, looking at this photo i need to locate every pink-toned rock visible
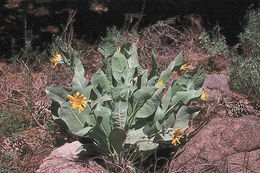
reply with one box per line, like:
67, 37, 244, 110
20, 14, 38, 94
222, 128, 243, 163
203, 74, 231, 102
169, 116, 260, 173
227, 149, 260, 173
36, 141, 108, 173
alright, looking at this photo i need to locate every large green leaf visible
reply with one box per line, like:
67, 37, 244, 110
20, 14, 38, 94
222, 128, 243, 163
90, 94, 112, 108
171, 89, 202, 106
85, 126, 110, 156
163, 112, 176, 129
45, 86, 70, 105
125, 128, 147, 145
75, 127, 92, 137
92, 69, 111, 94
148, 53, 158, 79
143, 121, 158, 136
126, 44, 140, 68
98, 40, 116, 59
136, 70, 148, 89
72, 57, 88, 93
131, 87, 156, 114
109, 128, 126, 154
191, 67, 205, 89
111, 100, 128, 128
137, 140, 159, 151
111, 52, 128, 82
135, 87, 164, 118
58, 102, 92, 135
173, 106, 200, 130
161, 86, 172, 112
158, 52, 183, 85
94, 106, 112, 136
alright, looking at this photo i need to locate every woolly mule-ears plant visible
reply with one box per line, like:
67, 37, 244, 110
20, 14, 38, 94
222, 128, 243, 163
45, 42, 205, 172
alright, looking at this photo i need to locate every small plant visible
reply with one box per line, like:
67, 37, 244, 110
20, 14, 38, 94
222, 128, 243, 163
0, 109, 30, 138
199, 25, 229, 57
229, 8, 260, 99
99, 27, 140, 52
46, 42, 205, 171
49, 35, 81, 70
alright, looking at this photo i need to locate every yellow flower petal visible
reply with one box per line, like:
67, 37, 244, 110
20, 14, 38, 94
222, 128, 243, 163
51, 53, 63, 69
180, 64, 188, 70
116, 46, 121, 52
67, 92, 88, 113
172, 126, 185, 146
156, 78, 164, 88
201, 90, 208, 101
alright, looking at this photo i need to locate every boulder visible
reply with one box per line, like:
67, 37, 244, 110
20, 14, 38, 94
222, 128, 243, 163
169, 116, 260, 173
36, 141, 108, 173
203, 73, 231, 102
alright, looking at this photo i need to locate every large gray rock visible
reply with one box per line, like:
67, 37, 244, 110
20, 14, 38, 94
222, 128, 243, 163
169, 116, 260, 173
36, 141, 108, 173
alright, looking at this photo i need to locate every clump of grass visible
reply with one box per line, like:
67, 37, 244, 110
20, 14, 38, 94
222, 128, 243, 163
0, 109, 31, 138
0, 151, 22, 173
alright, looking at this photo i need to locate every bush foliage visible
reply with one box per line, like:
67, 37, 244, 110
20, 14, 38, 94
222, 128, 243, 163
229, 8, 260, 99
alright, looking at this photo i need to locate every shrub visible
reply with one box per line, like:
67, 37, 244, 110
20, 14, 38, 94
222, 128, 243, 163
199, 25, 229, 57
229, 8, 260, 100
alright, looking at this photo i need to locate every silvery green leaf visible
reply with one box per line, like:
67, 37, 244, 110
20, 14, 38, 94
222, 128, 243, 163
137, 140, 159, 151
131, 87, 156, 114
109, 128, 126, 154
94, 106, 112, 136
72, 57, 88, 92
161, 85, 172, 113
125, 128, 147, 144
98, 40, 116, 59
135, 87, 163, 118
45, 86, 70, 105
111, 100, 128, 128
158, 52, 183, 85
148, 52, 158, 79
171, 88, 202, 106
92, 69, 111, 94
112, 52, 128, 82
173, 106, 200, 130
58, 102, 92, 135
126, 44, 140, 68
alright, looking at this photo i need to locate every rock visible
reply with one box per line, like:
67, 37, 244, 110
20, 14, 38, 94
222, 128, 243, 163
227, 149, 260, 173
169, 116, 260, 173
203, 74, 231, 102
36, 141, 108, 173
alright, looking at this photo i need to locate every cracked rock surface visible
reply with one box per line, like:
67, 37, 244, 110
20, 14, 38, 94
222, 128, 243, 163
169, 116, 260, 173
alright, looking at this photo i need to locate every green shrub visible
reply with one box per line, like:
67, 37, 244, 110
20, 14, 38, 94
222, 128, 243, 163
229, 8, 260, 99
199, 25, 229, 57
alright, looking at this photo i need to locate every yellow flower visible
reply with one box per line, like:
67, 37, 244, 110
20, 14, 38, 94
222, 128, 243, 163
177, 64, 190, 76
201, 90, 208, 101
67, 92, 88, 113
51, 53, 63, 68
180, 64, 189, 71
172, 126, 185, 146
156, 78, 164, 88
116, 46, 121, 52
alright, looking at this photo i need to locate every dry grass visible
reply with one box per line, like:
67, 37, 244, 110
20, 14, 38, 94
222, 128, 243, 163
138, 16, 210, 72
0, 58, 75, 172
